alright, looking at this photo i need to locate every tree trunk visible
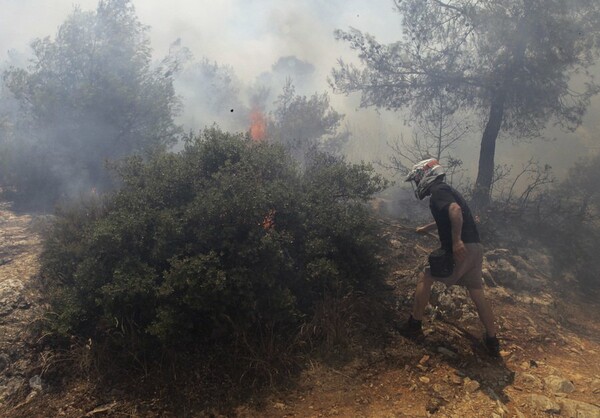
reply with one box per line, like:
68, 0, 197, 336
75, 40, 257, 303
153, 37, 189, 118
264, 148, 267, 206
472, 90, 506, 211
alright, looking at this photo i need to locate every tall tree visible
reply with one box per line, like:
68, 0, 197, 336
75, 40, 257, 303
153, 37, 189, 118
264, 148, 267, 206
331, 0, 600, 209
268, 79, 349, 163
3, 0, 181, 207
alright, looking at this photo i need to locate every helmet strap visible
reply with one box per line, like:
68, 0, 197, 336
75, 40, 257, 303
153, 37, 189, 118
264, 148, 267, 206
410, 181, 419, 200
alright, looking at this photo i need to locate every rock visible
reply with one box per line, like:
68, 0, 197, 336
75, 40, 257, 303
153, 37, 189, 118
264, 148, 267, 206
486, 257, 518, 287
273, 402, 286, 410
487, 286, 512, 300
519, 247, 553, 277
558, 398, 600, 418
29, 375, 42, 392
482, 268, 497, 287
0, 353, 10, 372
450, 374, 463, 385
0, 279, 25, 317
389, 239, 402, 249
437, 347, 458, 358
0, 377, 25, 402
591, 378, 600, 394
425, 396, 444, 414
463, 377, 480, 393
517, 372, 543, 389
527, 394, 561, 414
419, 376, 430, 384
432, 383, 453, 401
544, 375, 575, 394
25, 390, 38, 403
485, 249, 511, 260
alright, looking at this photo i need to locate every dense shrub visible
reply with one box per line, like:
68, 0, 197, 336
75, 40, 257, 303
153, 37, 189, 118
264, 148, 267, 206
41, 128, 388, 359
482, 154, 600, 291
534, 155, 600, 290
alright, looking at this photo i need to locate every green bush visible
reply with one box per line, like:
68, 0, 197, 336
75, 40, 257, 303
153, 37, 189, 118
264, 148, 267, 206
41, 128, 388, 358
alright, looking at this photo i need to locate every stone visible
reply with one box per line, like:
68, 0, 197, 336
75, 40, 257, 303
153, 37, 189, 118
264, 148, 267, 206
29, 375, 42, 392
487, 258, 518, 287
519, 247, 553, 277
544, 375, 575, 394
463, 377, 480, 393
273, 402, 285, 410
0, 353, 10, 372
559, 398, 600, 418
0, 279, 25, 317
425, 397, 444, 414
591, 378, 600, 394
437, 347, 457, 358
419, 376, 430, 384
482, 268, 496, 287
25, 390, 38, 403
0, 377, 25, 402
518, 372, 543, 389
450, 374, 463, 385
527, 394, 561, 414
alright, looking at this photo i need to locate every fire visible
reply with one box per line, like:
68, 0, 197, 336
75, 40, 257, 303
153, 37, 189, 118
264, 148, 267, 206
261, 209, 276, 231
249, 108, 266, 142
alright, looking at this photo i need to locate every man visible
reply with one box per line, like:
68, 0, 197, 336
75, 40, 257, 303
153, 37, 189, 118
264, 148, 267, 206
400, 158, 500, 357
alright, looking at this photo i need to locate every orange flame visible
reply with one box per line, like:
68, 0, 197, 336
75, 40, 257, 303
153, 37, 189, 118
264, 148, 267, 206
261, 209, 276, 231
249, 108, 266, 142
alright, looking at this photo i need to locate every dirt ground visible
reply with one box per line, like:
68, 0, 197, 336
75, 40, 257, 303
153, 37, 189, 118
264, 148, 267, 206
1, 205, 599, 418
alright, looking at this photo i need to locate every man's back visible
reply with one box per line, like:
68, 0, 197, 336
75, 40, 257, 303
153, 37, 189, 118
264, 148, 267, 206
428, 181, 480, 251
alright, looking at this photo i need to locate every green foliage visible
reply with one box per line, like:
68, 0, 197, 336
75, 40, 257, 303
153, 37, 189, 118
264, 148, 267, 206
1, 0, 181, 209
534, 154, 600, 289
268, 80, 349, 161
41, 128, 388, 358
332, 0, 600, 206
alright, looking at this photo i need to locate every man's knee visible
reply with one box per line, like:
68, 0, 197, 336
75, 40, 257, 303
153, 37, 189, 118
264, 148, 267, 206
468, 287, 487, 301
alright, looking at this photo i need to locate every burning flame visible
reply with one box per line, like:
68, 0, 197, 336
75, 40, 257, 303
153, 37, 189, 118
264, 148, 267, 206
261, 209, 276, 231
249, 108, 266, 142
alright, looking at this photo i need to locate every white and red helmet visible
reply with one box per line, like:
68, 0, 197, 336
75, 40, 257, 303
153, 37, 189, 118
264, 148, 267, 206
405, 158, 445, 200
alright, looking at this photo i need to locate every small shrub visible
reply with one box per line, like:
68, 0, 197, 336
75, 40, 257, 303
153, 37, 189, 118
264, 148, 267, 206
40, 128, 388, 369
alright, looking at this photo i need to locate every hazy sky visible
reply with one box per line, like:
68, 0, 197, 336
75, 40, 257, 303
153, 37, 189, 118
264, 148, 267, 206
1, 0, 599, 180
0, 0, 402, 81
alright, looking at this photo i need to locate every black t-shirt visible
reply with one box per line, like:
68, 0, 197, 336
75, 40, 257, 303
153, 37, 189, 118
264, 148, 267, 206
429, 181, 480, 251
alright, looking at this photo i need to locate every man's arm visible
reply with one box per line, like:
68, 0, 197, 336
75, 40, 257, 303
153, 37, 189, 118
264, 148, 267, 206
448, 203, 466, 262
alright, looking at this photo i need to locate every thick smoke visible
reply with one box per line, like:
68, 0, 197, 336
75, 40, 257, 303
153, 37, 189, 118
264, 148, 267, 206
0, 0, 599, 209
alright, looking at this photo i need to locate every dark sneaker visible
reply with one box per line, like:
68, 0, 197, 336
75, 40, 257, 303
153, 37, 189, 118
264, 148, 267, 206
397, 316, 424, 340
484, 334, 501, 357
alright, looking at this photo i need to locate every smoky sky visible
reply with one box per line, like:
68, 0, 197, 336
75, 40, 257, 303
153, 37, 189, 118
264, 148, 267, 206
1, 0, 599, 181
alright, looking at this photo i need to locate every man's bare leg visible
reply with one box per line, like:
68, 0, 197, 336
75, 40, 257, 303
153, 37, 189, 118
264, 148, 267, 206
411, 269, 435, 321
468, 288, 497, 337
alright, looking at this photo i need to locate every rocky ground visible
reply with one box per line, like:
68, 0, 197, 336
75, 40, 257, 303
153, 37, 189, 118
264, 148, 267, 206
0, 204, 599, 417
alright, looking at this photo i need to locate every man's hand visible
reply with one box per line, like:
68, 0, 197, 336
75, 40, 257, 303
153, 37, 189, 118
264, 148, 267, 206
453, 239, 467, 263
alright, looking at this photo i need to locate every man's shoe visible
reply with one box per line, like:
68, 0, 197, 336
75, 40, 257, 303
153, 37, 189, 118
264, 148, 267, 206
484, 334, 501, 357
397, 315, 424, 340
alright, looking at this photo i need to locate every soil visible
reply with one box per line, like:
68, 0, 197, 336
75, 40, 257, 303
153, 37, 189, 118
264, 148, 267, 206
1, 205, 599, 418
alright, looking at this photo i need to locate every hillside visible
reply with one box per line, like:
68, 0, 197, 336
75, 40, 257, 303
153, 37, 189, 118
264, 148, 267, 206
0, 203, 599, 417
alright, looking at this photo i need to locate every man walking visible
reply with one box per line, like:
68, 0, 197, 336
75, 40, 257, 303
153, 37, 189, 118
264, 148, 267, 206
400, 158, 500, 357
